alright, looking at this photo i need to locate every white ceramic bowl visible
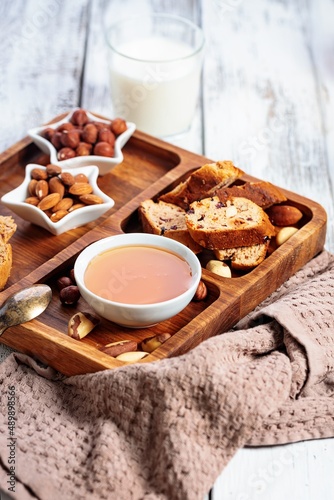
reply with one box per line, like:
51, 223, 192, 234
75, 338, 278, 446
74, 233, 202, 328
28, 109, 136, 176
1, 164, 115, 236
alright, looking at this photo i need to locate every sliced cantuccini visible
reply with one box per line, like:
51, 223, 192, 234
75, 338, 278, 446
159, 160, 244, 210
185, 196, 275, 250
138, 199, 202, 253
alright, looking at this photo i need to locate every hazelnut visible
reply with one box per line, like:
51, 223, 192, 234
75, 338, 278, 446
193, 280, 208, 301
69, 269, 76, 284
93, 141, 114, 157
92, 120, 107, 131
71, 109, 89, 126
56, 276, 73, 291
42, 127, 55, 141
82, 123, 98, 144
76, 142, 92, 156
60, 129, 80, 149
58, 147, 76, 161
98, 128, 115, 146
59, 285, 80, 305
57, 122, 75, 132
110, 118, 127, 136
51, 131, 62, 150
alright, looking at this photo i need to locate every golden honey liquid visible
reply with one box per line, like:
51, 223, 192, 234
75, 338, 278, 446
84, 245, 192, 304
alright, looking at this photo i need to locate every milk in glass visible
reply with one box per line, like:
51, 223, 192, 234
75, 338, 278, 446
109, 36, 203, 137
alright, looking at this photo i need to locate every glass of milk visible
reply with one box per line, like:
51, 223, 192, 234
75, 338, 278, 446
105, 14, 205, 138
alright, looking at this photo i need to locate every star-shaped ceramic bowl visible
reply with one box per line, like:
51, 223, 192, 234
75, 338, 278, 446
1, 164, 115, 235
28, 109, 136, 176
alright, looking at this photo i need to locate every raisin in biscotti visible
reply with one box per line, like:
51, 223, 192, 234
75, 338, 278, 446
0, 215, 17, 290
213, 242, 270, 270
216, 181, 287, 209
185, 197, 275, 250
138, 199, 202, 253
159, 161, 244, 210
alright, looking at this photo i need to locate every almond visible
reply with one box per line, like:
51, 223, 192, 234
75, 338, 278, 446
46, 164, 62, 177
50, 210, 68, 222
69, 182, 93, 196
36, 180, 49, 199
267, 205, 303, 226
49, 176, 65, 199
30, 168, 48, 180
59, 171, 75, 186
68, 203, 86, 212
28, 179, 38, 196
51, 197, 73, 212
25, 196, 39, 206
79, 194, 104, 205
74, 173, 89, 183
38, 193, 61, 211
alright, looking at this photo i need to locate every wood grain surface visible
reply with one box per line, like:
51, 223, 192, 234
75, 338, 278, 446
0, 0, 333, 498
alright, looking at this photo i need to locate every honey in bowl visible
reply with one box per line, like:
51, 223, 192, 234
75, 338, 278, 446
84, 245, 193, 304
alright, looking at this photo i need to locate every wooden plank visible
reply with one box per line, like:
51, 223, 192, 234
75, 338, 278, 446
212, 440, 334, 500
0, 0, 89, 153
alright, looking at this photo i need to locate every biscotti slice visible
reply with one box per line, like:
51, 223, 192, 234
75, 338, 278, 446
213, 242, 269, 270
0, 216, 16, 291
0, 215, 17, 244
138, 199, 202, 253
216, 181, 287, 209
185, 196, 275, 250
0, 243, 13, 291
159, 160, 244, 209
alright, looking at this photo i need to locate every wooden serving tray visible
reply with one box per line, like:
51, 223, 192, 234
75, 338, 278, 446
0, 113, 327, 375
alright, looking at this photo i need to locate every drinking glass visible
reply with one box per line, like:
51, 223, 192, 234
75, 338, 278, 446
105, 14, 205, 138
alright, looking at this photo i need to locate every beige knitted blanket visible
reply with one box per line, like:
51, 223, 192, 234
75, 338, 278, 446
1, 250, 334, 500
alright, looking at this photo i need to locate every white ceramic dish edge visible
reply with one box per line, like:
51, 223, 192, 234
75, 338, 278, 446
28, 109, 136, 175
74, 233, 202, 328
1, 164, 115, 235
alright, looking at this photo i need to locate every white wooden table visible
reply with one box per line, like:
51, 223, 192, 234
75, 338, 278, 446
1, 0, 334, 498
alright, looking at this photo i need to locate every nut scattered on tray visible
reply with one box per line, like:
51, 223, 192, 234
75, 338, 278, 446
41, 108, 127, 160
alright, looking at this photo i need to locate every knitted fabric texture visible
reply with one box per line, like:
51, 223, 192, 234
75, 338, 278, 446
1, 250, 334, 500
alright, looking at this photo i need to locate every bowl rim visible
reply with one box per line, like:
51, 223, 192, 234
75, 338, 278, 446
74, 233, 202, 309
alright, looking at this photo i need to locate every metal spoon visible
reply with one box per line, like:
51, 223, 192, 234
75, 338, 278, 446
0, 284, 52, 336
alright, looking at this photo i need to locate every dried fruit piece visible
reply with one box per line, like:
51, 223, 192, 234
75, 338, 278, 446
68, 311, 100, 340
